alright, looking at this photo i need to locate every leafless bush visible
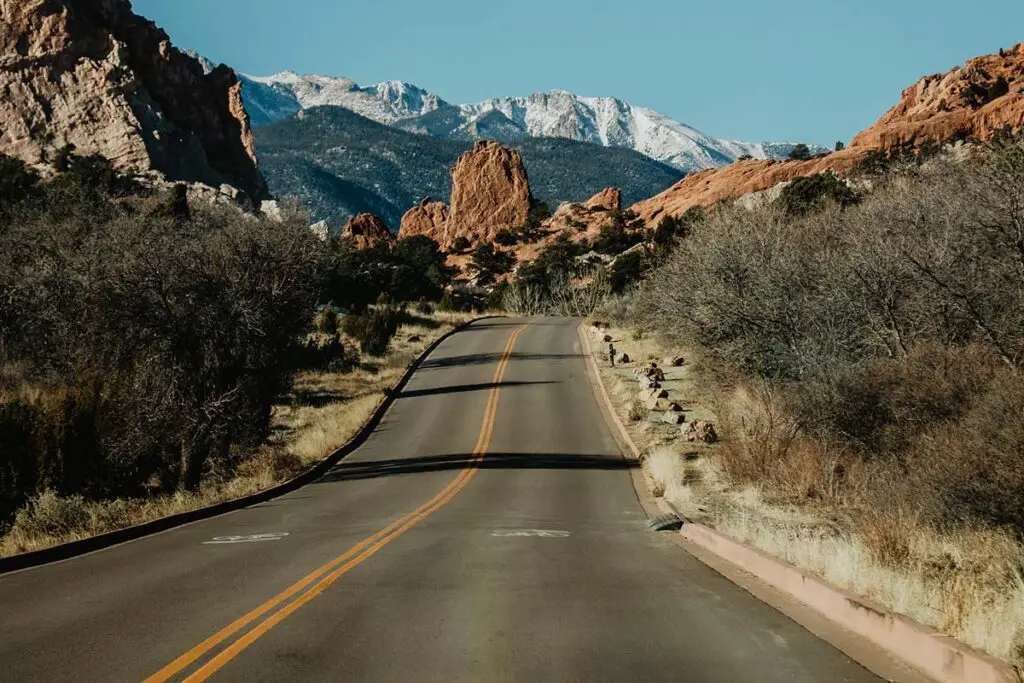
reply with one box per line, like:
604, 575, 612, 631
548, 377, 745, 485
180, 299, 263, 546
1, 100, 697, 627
0, 173, 327, 521
636, 139, 1024, 533
503, 266, 611, 317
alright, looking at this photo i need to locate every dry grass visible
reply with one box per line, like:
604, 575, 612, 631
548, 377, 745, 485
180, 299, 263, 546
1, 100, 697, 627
0, 310, 477, 559
589, 323, 1024, 669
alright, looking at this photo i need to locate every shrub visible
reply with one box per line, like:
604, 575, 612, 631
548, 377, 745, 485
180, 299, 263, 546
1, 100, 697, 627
609, 250, 646, 294
12, 490, 91, 538
0, 154, 39, 206
493, 229, 518, 246
315, 307, 339, 334
415, 300, 434, 316
343, 307, 402, 357
471, 243, 515, 284
627, 399, 645, 422
450, 236, 471, 253
779, 173, 857, 215
788, 143, 812, 161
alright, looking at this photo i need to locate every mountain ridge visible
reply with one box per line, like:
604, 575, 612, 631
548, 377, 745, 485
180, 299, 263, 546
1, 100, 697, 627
233, 67, 825, 172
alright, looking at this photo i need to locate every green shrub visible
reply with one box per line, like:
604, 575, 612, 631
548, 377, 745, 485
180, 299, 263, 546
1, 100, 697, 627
788, 144, 812, 161
609, 251, 647, 294
471, 243, 515, 285
450, 236, 471, 253
343, 307, 402, 356
779, 173, 857, 215
494, 229, 518, 246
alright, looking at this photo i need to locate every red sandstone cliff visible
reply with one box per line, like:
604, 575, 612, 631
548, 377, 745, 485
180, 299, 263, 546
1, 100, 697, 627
633, 42, 1024, 223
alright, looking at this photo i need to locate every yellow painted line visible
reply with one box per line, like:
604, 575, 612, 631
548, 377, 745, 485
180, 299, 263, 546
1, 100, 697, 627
146, 322, 528, 683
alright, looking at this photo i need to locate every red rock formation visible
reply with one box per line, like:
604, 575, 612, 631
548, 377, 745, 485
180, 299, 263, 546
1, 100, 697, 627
447, 140, 532, 245
0, 0, 268, 202
341, 213, 396, 250
543, 188, 622, 237
585, 187, 621, 212
398, 199, 450, 244
397, 141, 533, 250
633, 42, 1024, 223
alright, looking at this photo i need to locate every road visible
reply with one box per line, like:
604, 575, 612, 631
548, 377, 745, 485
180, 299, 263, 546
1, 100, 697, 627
0, 317, 882, 682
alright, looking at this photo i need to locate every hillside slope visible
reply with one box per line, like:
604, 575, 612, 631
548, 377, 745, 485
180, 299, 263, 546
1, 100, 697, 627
633, 41, 1024, 222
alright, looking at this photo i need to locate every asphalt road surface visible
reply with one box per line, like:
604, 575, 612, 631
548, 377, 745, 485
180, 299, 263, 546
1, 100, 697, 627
0, 317, 882, 682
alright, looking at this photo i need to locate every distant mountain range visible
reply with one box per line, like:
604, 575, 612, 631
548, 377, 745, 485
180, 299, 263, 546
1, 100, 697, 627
236, 67, 825, 173
186, 52, 823, 229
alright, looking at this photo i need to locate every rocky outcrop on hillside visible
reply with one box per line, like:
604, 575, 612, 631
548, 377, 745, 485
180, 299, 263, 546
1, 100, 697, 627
543, 188, 622, 237
448, 141, 532, 245
633, 42, 1024, 223
398, 141, 533, 249
0, 0, 268, 203
585, 187, 622, 212
341, 213, 396, 250
398, 199, 451, 243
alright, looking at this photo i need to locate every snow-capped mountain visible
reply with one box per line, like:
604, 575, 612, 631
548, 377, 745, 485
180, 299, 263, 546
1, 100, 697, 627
201, 54, 823, 172
241, 72, 447, 128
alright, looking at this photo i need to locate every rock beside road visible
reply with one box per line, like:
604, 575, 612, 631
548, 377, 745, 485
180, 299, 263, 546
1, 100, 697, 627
682, 421, 718, 444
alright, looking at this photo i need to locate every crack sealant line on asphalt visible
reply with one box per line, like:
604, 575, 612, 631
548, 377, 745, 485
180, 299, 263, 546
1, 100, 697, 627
145, 323, 530, 683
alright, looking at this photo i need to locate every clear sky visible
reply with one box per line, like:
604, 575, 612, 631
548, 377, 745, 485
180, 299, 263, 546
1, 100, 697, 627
133, 0, 1024, 146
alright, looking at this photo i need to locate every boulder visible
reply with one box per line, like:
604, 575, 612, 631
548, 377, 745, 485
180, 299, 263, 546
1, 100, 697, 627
398, 200, 450, 244
584, 187, 622, 212
661, 411, 686, 425
664, 356, 685, 367
309, 220, 331, 241
617, 353, 631, 364
681, 421, 718, 444
640, 388, 669, 401
342, 213, 396, 250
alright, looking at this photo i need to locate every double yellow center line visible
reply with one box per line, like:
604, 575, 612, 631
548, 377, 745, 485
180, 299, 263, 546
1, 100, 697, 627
146, 323, 530, 682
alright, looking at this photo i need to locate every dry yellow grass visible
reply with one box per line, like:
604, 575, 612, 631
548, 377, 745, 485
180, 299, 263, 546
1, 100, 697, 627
589, 323, 1024, 668
0, 310, 477, 559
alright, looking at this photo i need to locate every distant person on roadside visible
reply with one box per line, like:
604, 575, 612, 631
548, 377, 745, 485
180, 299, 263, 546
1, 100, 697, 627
608, 341, 616, 367
646, 361, 665, 382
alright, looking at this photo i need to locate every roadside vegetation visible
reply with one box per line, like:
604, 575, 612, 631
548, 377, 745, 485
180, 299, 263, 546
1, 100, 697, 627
0, 153, 478, 557
589, 139, 1024, 667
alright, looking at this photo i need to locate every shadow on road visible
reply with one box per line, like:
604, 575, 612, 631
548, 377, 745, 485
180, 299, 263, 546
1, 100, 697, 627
317, 452, 636, 483
398, 380, 557, 399
420, 352, 584, 371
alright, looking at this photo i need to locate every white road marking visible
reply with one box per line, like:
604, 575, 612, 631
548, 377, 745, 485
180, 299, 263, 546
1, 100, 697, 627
203, 532, 290, 545
492, 529, 571, 538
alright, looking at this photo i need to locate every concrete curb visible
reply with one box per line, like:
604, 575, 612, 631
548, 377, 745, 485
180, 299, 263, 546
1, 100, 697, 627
681, 525, 1016, 683
0, 315, 496, 576
577, 323, 1017, 683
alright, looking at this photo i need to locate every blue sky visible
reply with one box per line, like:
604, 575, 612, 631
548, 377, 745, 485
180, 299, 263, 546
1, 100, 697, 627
133, 0, 1024, 146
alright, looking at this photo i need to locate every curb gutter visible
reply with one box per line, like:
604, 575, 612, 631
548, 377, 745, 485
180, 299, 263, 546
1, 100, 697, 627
577, 322, 1017, 683
0, 316, 495, 576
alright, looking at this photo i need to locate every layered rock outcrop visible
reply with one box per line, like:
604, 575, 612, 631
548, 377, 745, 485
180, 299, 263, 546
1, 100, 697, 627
341, 213, 396, 250
0, 0, 268, 202
398, 141, 532, 249
633, 42, 1024, 222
